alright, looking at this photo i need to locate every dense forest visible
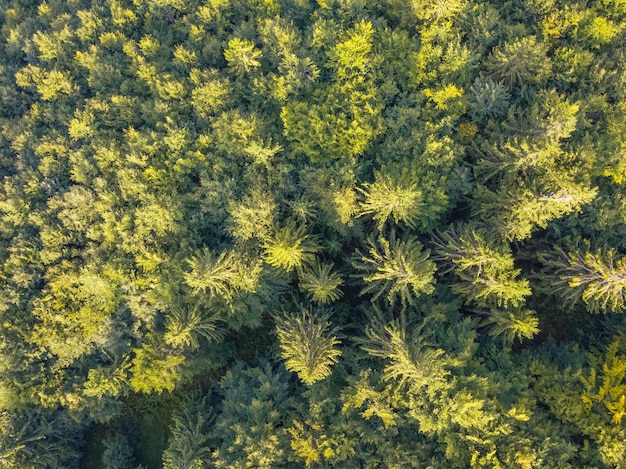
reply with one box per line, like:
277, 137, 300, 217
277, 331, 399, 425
0, 0, 625, 467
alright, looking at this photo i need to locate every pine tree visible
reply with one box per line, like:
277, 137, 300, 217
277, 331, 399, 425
129, 334, 185, 394
102, 433, 135, 469
224, 38, 263, 77
211, 360, 294, 468
227, 189, 276, 241
0, 408, 83, 469
581, 336, 626, 426
480, 308, 540, 344
274, 308, 342, 385
358, 311, 449, 392
468, 76, 511, 123
185, 248, 262, 301
473, 183, 597, 242
164, 306, 224, 350
486, 36, 552, 87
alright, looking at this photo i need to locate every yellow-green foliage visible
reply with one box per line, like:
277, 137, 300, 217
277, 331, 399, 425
357, 173, 423, 230
353, 231, 436, 307
274, 308, 342, 385
2, 0, 626, 466
263, 221, 319, 273
299, 260, 344, 304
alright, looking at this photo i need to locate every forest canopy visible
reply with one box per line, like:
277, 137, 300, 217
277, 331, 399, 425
0, 0, 625, 468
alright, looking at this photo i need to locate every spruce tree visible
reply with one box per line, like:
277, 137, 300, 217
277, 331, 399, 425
298, 260, 344, 304
262, 220, 319, 273
353, 230, 436, 307
432, 224, 531, 308
274, 308, 342, 385
162, 396, 213, 469
540, 241, 626, 313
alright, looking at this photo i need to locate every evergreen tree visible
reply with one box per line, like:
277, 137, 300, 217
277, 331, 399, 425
359, 312, 449, 392
224, 38, 263, 77
486, 36, 552, 87
129, 334, 186, 394
353, 230, 436, 307
274, 307, 342, 385
0, 408, 83, 469
1, 0, 626, 466
540, 240, 626, 313
356, 172, 423, 230
263, 220, 320, 273
480, 308, 540, 344
468, 76, 511, 123
298, 260, 344, 304
185, 248, 262, 302
162, 395, 213, 469
432, 224, 532, 309
164, 305, 224, 350
227, 189, 276, 241
102, 433, 135, 469
211, 360, 294, 468
473, 183, 597, 242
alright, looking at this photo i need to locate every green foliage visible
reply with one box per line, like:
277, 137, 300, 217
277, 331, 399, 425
474, 183, 597, 241
227, 189, 276, 241
190, 73, 231, 119
1, 0, 626, 466
327, 20, 375, 80
582, 336, 626, 426
162, 395, 213, 469
375, 105, 469, 232
468, 76, 511, 122
540, 241, 626, 313
353, 230, 436, 307
274, 308, 342, 385
359, 312, 450, 391
298, 260, 344, 304
0, 408, 83, 469
211, 360, 294, 468
432, 224, 532, 309
164, 306, 224, 350
357, 172, 423, 230
130, 334, 186, 394
480, 308, 540, 344
280, 86, 382, 164
224, 38, 263, 76
185, 248, 262, 301
102, 433, 135, 469
486, 36, 552, 87
263, 220, 320, 273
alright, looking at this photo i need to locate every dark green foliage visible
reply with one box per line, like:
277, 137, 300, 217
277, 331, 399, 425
486, 36, 552, 87
0, 0, 625, 466
162, 395, 213, 469
211, 360, 295, 468
468, 76, 511, 123
102, 433, 134, 469
0, 408, 84, 469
